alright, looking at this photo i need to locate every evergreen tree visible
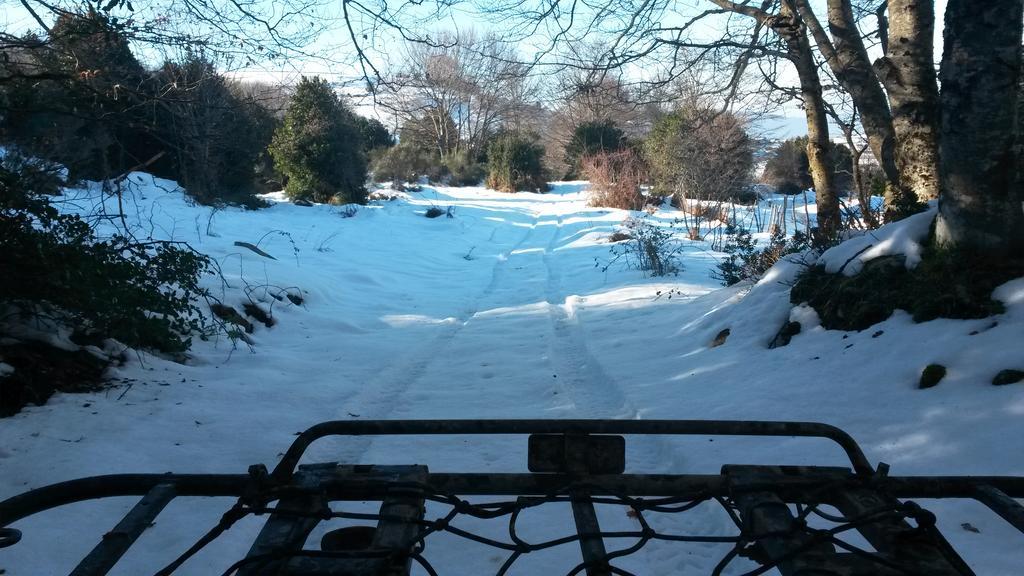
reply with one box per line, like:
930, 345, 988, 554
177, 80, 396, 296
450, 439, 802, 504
644, 107, 754, 203
0, 10, 158, 179
563, 120, 626, 179
762, 137, 854, 195
355, 116, 394, 152
269, 77, 367, 204
486, 132, 547, 192
153, 55, 273, 206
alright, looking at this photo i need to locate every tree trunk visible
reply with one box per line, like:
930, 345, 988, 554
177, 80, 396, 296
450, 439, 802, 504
775, 3, 841, 241
793, 0, 903, 205
934, 0, 1024, 255
873, 0, 941, 204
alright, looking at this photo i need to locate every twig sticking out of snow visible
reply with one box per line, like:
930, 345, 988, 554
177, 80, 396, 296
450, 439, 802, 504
233, 241, 276, 260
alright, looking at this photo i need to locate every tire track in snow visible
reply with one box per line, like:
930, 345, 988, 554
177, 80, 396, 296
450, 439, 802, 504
537, 205, 730, 572
541, 207, 637, 419
538, 203, 687, 477
325, 213, 543, 464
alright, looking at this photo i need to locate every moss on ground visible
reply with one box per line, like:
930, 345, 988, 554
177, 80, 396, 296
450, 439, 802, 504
791, 245, 1024, 331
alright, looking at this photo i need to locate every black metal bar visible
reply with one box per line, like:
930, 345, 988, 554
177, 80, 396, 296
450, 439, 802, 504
726, 466, 844, 575
5, 472, 1024, 531
369, 467, 428, 576
69, 484, 177, 576
876, 476, 1024, 499
570, 491, 611, 576
0, 474, 250, 527
239, 467, 328, 576
270, 420, 875, 482
975, 484, 1024, 534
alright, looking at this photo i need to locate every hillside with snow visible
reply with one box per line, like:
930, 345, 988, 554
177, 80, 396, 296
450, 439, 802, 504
1, 176, 1023, 574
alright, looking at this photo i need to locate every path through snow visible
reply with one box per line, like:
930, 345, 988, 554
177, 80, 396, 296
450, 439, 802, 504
1, 180, 1022, 574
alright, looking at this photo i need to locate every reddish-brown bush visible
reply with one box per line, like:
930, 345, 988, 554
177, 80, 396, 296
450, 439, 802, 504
582, 149, 650, 210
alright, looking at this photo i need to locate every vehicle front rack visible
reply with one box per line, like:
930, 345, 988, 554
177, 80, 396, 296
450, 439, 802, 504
1, 420, 1022, 575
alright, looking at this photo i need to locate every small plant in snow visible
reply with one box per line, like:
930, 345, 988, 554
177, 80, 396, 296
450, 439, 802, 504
425, 205, 454, 219
600, 216, 683, 276
714, 224, 811, 286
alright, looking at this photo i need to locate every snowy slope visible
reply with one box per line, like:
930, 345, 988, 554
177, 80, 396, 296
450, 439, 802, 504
1, 176, 1022, 575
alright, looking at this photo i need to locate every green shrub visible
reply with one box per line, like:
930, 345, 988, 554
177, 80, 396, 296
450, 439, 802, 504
486, 133, 548, 193
790, 246, 1024, 331
153, 55, 273, 207
443, 150, 486, 186
370, 143, 435, 187
0, 162, 213, 354
0, 11, 160, 181
564, 120, 626, 179
644, 107, 753, 204
0, 16, 273, 208
269, 77, 368, 204
761, 137, 854, 195
356, 116, 394, 152
714, 225, 810, 286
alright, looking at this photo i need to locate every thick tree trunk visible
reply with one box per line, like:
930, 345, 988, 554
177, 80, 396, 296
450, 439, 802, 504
775, 3, 841, 241
934, 0, 1024, 255
874, 0, 941, 203
795, 1, 901, 196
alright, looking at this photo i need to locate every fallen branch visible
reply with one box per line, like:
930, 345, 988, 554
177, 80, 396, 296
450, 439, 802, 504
233, 241, 277, 260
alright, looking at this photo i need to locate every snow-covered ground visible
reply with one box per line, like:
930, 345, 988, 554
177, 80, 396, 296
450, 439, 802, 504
1, 176, 1022, 574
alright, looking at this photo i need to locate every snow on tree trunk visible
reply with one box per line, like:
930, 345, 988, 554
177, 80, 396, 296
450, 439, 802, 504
935, 0, 1024, 254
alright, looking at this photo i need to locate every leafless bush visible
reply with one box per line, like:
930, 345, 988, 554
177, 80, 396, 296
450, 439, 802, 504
583, 149, 649, 210
600, 217, 683, 276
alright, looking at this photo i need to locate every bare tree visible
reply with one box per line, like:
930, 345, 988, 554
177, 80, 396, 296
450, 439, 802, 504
705, 1, 841, 240
381, 31, 534, 160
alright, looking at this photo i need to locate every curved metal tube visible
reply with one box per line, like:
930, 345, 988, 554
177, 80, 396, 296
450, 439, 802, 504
269, 419, 875, 481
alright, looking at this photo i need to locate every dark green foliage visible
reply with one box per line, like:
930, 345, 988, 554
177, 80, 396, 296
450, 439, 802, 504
269, 77, 368, 204
0, 11, 159, 180
355, 116, 394, 152
644, 107, 754, 203
442, 150, 487, 186
564, 120, 626, 179
919, 364, 947, 389
370, 143, 435, 187
715, 225, 810, 286
762, 137, 854, 195
790, 247, 1023, 331
0, 162, 213, 355
0, 14, 272, 207
992, 369, 1024, 386
152, 55, 273, 207
486, 133, 548, 193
